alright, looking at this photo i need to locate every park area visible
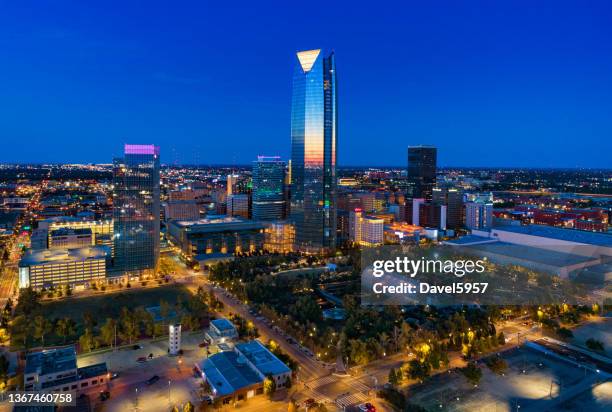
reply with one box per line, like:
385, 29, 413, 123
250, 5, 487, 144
10, 284, 211, 350
42, 284, 193, 322
406, 345, 610, 411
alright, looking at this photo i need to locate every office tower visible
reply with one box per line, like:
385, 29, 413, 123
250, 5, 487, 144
263, 221, 295, 253
349, 209, 384, 247
227, 174, 239, 196
407, 146, 437, 200
226, 194, 249, 219
289, 49, 337, 253
112, 144, 160, 276
411, 198, 425, 226
252, 156, 286, 221
165, 201, 200, 221
433, 187, 464, 229
465, 200, 493, 230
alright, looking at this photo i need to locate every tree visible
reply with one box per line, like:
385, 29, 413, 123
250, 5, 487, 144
263, 375, 276, 398
0, 354, 9, 385
388, 367, 400, 386
14, 287, 41, 318
288, 296, 322, 324
33, 316, 52, 347
55, 317, 76, 344
407, 359, 430, 382
183, 401, 194, 412
556, 327, 573, 340
100, 318, 116, 348
586, 338, 604, 352
10, 315, 32, 347
460, 362, 482, 386
485, 356, 508, 375
119, 308, 138, 344
497, 331, 506, 345
79, 328, 95, 352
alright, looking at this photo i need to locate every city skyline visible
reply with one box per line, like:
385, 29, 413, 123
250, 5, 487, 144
1, 2, 612, 168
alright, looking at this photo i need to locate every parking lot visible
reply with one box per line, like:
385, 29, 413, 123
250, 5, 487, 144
76, 331, 210, 411
407, 345, 610, 411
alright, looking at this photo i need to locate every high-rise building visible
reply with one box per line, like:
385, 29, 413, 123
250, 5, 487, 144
289, 49, 337, 253
465, 200, 493, 230
263, 221, 295, 253
349, 209, 384, 247
252, 156, 286, 221
227, 174, 239, 196
226, 194, 250, 219
112, 144, 160, 276
433, 187, 463, 229
407, 146, 437, 200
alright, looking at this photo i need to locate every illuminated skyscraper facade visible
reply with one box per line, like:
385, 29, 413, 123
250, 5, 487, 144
407, 146, 437, 201
252, 156, 286, 221
112, 144, 160, 275
290, 49, 337, 252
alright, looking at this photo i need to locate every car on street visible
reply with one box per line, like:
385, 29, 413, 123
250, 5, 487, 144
133, 344, 143, 350
111, 372, 119, 379
358, 403, 376, 412
146, 375, 160, 385
303, 399, 316, 408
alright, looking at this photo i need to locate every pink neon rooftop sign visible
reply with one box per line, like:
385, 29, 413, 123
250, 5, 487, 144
124, 144, 160, 155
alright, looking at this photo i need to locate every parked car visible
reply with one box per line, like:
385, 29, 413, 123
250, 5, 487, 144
146, 375, 160, 385
358, 403, 376, 412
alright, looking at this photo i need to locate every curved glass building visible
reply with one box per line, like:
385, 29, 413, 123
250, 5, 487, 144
289, 49, 337, 253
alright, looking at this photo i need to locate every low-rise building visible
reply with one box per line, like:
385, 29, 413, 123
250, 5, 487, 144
24, 346, 108, 393
48, 228, 93, 249
196, 340, 291, 405
206, 318, 239, 344
19, 246, 110, 290
167, 216, 266, 259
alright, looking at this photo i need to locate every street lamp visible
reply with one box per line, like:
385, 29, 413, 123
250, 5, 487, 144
168, 380, 171, 404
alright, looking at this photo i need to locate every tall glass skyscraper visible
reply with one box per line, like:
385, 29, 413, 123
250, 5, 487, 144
252, 156, 286, 221
407, 146, 437, 201
289, 49, 337, 252
112, 144, 160, 276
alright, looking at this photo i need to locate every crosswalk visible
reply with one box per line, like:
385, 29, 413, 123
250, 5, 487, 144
346, 378, 371, 393
305, 375, 337, 389
336, 392, 369, 409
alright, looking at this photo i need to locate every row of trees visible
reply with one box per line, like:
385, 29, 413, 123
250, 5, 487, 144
9, 286, 213, 351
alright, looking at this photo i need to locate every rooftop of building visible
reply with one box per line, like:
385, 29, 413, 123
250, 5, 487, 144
211, 318, 237, 332
25, 347, 77, 376
235, 340, 291, 376
49, 227, 92, 237
444, 235, 498, 245
493, 223, 612, 247
77, 362, 108, 379
200, 350, 262, 397
457, 241, 598, 268
170, 216, 265, 232
20, 245, 110, 267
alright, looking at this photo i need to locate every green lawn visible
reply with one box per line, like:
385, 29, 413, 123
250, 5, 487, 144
42, 284, 194, 323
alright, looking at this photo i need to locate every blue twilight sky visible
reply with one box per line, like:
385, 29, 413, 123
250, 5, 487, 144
1, 1, 611, 168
